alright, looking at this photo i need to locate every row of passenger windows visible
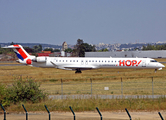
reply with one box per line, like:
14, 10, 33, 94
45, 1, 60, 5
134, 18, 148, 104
56, 60, 79, 62
55, 60, 120, 63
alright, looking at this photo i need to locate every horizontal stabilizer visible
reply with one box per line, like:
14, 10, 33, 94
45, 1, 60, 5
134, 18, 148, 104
2, 45, 20, 49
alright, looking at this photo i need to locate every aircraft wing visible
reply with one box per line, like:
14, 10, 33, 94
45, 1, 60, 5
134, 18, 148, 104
50, 61, 99, 71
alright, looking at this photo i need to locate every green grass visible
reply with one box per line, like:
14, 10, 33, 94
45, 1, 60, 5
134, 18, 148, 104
0, 64, 166, 95
5, 97, 166, 112
0, 62, 166, 112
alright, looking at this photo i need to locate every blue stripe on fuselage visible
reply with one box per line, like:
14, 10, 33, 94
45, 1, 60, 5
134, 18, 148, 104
15, 52, 24, 61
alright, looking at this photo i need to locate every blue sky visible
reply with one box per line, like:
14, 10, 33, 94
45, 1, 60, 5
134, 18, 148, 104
0, 0, 166, 45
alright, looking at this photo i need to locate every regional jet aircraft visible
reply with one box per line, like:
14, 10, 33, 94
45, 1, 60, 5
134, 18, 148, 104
3, 45, 165, 73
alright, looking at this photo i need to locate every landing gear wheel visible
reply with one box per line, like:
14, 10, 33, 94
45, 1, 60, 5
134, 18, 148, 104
75, 69, 82, 73
154, 69, 157, 73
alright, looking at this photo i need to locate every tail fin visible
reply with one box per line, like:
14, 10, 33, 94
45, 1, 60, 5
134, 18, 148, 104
3, 45, 30, 60
3, 44, 35, 64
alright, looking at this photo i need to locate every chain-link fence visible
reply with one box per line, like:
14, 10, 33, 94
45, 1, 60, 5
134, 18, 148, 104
41, 77, 166, 99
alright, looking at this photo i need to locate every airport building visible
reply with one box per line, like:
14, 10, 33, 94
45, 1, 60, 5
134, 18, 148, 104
85, 50, 166, 58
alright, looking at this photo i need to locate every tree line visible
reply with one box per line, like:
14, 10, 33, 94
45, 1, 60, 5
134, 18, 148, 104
0, 40, 96, 57
142, 44, 166, 50
1, 41, 166, 57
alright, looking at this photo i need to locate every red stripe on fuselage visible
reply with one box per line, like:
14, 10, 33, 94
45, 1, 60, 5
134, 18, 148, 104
14, 45, 28, 59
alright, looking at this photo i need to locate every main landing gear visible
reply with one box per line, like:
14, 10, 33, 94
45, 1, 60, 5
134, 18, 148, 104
75, 69, 82, 73
154, 69, 157, 73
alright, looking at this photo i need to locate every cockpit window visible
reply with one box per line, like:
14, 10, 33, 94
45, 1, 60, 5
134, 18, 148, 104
150, 60, 157, 62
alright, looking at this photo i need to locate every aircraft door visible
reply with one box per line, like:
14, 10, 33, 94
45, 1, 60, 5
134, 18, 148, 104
142, 60, 146, 67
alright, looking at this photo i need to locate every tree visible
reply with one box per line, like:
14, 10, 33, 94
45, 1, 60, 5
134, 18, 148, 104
98, 48, 109, 52
38, 44, 42, 51
73, 39, 85, 57
24, 47, 34, 53
33, 45, 42, 53
83, 43, 96, 52
65, 48, 73, 53
10, 42, 15, 45
43, 48, 54, 53
53, 49, 60, 52
73, 39, 96, 57
142, 44, 166, 50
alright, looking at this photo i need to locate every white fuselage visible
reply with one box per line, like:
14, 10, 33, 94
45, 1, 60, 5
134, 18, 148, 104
30, 57, 164, 71
4, 44, 165, 73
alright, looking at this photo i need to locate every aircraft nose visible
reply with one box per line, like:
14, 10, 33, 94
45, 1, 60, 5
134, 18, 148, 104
160, 63, 165, 68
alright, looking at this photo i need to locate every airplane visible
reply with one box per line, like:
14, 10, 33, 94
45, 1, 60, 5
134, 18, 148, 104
3, 44, 165, 73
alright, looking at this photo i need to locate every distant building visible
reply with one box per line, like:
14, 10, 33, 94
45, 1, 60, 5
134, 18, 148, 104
37, 51, 52, 57
62, 42, 68, 51
39, 42, 71, 57
37, 53, 52, 57
42, 51, 51, 53
85, 50, 166, 58
49, 52, 61, 57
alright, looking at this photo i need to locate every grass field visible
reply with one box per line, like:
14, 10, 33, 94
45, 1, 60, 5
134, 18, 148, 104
0, 62, 166, 95
0, 61, 166, 112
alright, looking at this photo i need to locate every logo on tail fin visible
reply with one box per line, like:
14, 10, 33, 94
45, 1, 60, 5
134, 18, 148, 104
13, 45, 28, 61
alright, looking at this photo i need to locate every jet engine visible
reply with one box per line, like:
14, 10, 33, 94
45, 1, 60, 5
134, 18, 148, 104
32, 57, 47, 62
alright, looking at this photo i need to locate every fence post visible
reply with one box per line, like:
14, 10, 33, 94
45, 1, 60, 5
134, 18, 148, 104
125, 108, 132, 120
0, 103, 6, 120
91, 79, 92, 98
152, 77, 154, 100
96, 107, 102, 120
69, 106, 75, 120
22, 104, 28, 120
61, 79, 63, 99
121, 77, 123, 98
45, 105, 51, 120
158, 112, 164, 120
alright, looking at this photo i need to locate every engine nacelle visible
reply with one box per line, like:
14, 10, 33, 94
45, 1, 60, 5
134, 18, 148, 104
33, 57, 47, 62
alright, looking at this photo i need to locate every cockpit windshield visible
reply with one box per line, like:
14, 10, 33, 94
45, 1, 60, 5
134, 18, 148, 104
150, 60, 157, 62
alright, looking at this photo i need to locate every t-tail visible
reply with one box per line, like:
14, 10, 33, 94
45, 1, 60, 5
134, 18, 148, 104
3, 45, 35, 65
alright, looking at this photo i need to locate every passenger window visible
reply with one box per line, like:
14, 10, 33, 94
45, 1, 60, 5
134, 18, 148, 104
77, 60, 78, 62
73, 60, 75, 62
66, 60, 68, 62
70, 60, 72, 62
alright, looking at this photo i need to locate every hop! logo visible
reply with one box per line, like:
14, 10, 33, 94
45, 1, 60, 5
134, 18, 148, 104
119, 60, 142, 66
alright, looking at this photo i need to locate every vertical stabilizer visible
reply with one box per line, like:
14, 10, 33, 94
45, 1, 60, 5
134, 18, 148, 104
3, 44, 35, 65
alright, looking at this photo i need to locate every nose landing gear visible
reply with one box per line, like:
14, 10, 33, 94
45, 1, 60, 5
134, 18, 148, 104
75, 69, 82, 73
154, 69, 157, 73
